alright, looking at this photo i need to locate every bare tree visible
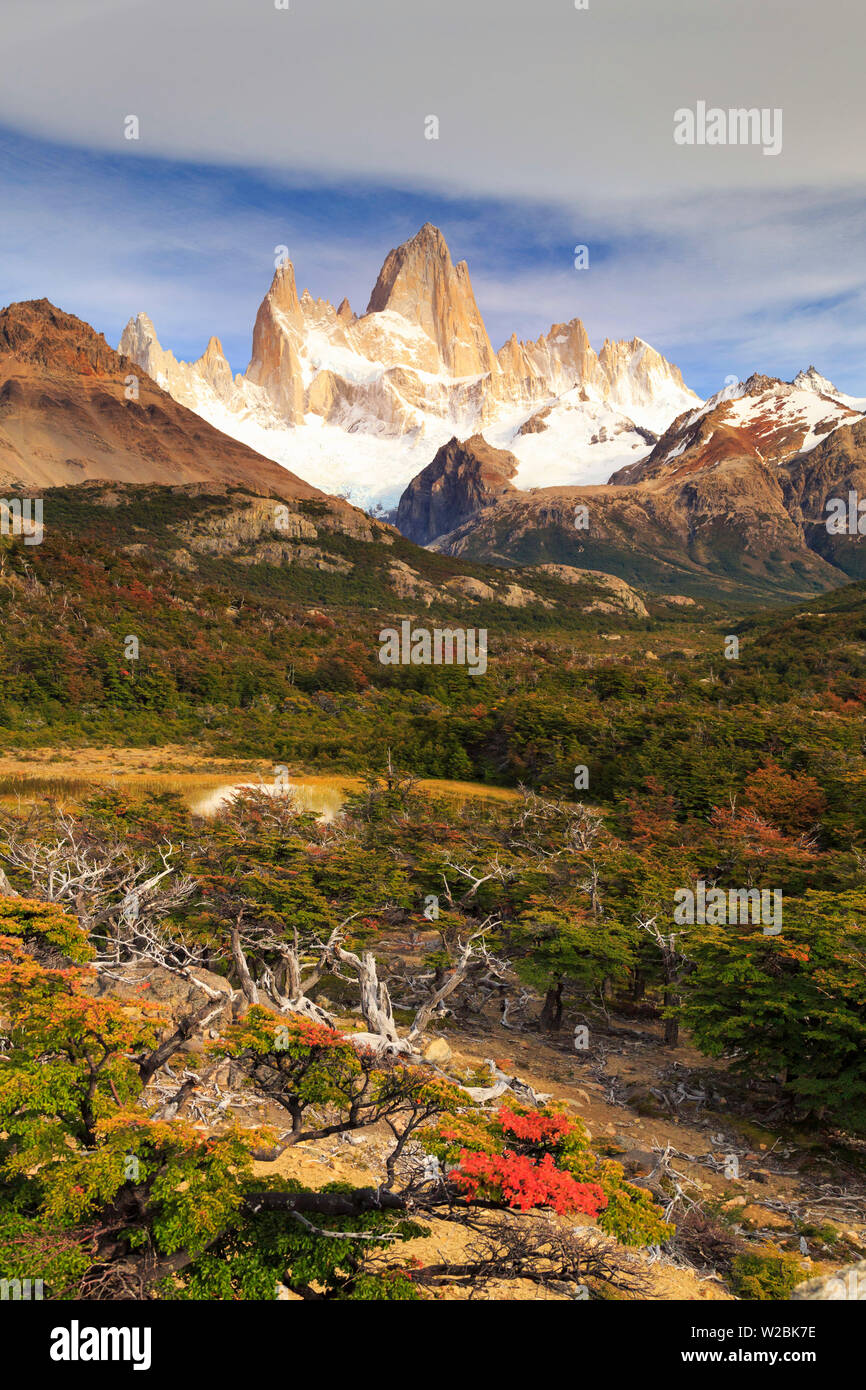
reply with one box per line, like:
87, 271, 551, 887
0, 806, 197, 961
326, 917, 504, 1053
408, 1213, 650, 1299
508, 789, 604, 860
637, 913, 690, 1047
214, 892, 339, 1026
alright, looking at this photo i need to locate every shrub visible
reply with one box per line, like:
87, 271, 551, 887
729, 1246, 808, 1300
451, 1149, 607, 1217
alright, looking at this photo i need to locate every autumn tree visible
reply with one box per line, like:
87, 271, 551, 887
0, 902, 667, 1300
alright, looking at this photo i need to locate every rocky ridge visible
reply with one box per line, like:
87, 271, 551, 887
423, 367, 866, 600
118, 224, 700, 508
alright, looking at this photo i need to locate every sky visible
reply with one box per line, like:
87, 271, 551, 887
1, 0, 865, 399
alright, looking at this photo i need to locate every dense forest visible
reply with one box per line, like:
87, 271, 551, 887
1, 486, 865, 1303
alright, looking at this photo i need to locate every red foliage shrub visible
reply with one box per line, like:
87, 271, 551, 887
496, 1106, 574, 1146
451, 1148, 607, 1217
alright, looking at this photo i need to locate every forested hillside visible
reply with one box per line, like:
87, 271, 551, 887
2, 487, 865, 1304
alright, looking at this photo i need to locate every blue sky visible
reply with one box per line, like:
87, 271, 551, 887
2, 0, 866, 400
5, 124, 866, 401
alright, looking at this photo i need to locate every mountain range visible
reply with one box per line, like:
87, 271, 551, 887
118, 223, 699, 510
0, 298, 317, 499
0, 295, 662, 620
3, 222, 866, 604
422, 368, 866, 600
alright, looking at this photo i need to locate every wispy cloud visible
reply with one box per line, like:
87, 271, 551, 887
3, 134, 866, 399
2, 0, 863, 203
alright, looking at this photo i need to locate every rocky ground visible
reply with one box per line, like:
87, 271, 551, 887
127, 956, 866, 1302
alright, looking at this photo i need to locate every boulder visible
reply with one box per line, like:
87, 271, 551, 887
423, 1037, 452, 1065
91, 961, 234, 1029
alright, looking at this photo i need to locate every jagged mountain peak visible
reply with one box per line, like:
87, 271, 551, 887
123, 308, 157, 338
364, 222, 496, 378
792, 365, 840, 396
118, 223, 703, 508
201, 334, 226, 359
612, 363, 865, 490
549, 318, 592, 343
697, 368, 859, 424
599, 334, 687, 376
701, 368, 849, 416
194, 335, 233, 396
366, 222, 454, 316
119, 311, 178, 375
264, 259, 302, 321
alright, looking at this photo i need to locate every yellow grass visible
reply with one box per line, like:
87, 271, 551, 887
0, 747, 521, 815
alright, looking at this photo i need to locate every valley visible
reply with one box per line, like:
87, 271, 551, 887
1, 233, 865, 1314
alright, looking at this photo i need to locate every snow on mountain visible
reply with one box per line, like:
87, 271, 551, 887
612, 368, 866, 490
119, 223, 701, 510
792, 365, 841, 397
670, 370, 865, 466
483, 391, 660, 491
793, 365, 866, 414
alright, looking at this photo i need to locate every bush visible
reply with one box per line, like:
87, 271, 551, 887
729, 1246, 808, 1300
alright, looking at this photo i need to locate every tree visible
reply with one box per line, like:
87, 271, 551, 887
741, 759, 827, 836
0, 802, 196, 962
507, 906, 634, 1030
324, 916, 505, 1052
677, 890, 866, 1129
0, 907, 668, 1300
419, 1103, 672, 1247
637, 913, 691, 1048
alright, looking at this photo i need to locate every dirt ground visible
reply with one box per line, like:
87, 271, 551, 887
8, 745, 864, 1299
244, 1003, 865, 1301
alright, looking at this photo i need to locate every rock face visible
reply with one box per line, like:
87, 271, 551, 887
517, 406, 552, 435
366, 223, 499, 379
533, 564, 649, 616
118, 223, 700, 509
598, 337, 694, 424
785, 414, 866, 581
91, 961, 234, 1035
426, 369, 866, 601
496, 318, 606, 406
394, 433, 518, 544
246, 261, 306, 424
